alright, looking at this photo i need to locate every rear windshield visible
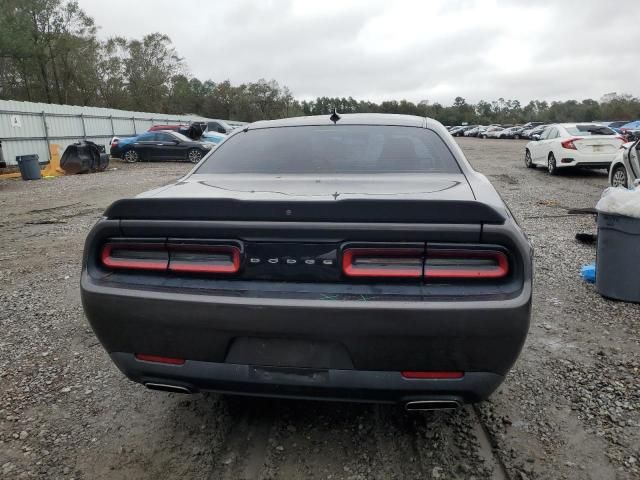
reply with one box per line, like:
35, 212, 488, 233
195, 125, 460, 174
566, 125, 615, 136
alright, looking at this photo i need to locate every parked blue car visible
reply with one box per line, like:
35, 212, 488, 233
200, 131, 227, 145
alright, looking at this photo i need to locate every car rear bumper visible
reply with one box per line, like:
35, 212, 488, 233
111, 352, 504, 404
81, 273, 531, 403
559, 152, 615, 167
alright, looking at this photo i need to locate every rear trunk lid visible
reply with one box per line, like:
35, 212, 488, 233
573, 136, 623, 154
140, 173, 475, 202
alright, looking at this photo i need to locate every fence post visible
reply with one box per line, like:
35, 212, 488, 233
80, 113, 87, 140
132, 117, 137, 135
41, 111, 51, 161
109, 115, 115, 136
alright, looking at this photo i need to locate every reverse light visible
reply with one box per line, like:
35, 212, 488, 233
168, 244, 240, 274
402, 371, 464, 379
424, 249, 509, 279
135, 354, 185, 365
101, 243, 168, 271
342, 247, 423, 278
561, 138, 579, 150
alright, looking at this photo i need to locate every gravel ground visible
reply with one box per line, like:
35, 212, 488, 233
0, 139, 638, 480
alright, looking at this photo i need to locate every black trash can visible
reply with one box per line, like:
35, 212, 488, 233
16, 154, 42, 181
0, 140, 6, 168
596, 212, 640, 303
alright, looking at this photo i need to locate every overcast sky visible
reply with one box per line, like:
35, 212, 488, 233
78, 0, 639, 105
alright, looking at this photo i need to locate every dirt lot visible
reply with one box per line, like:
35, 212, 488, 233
1, 138, 639, 480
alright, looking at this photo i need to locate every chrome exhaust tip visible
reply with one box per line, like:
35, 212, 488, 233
144, 382, 193, 394
405, 400, 461, 411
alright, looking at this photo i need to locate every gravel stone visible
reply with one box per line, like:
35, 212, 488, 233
0, 144, 638, 479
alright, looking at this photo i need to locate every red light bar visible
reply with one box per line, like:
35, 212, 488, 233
101, 241, 242, 275
135, 354, 185, 365
101, 243, 168, 271
401, 371, 464, 379
342, 247, 423, 278
168, 245, 241, 274
425, 249, 508, 279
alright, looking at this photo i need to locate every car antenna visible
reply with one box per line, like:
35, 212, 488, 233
330, 108, 341, 124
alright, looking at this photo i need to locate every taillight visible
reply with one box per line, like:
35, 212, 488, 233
168, 244, 240, 274
342, 247, 423, 278
101, 243, 168, 271
100, 241, 241, 275
341, 245, 510, 280
424, 249, 509, 279
561, 137, 579, 150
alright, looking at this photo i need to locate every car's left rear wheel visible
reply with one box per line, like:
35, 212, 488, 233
187, 149, 203, 164
123, 148, 139, 163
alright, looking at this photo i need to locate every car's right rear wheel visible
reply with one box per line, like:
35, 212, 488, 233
524, 150, 535, 168
547, 153, 558, 175
611, 165, 628, 188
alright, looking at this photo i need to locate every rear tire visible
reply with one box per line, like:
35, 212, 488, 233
514, 134, 520, 140
547, 153, 558, 175
123, 148, 139, 163
524, 150, 535, 168
187, 148, 203, 164
611, 165, 628, 188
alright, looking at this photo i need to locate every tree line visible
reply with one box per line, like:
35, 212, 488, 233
2, 0, 640, 125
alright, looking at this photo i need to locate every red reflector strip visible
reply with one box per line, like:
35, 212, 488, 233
342, 248, 423, 278
425, 249, 508, 279
168, 245, 241, 274
401, 371, 464, 379
135, 354, 185, 365
101, 243, 168, 271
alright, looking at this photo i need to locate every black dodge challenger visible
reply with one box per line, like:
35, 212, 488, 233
81, 113, 532, 411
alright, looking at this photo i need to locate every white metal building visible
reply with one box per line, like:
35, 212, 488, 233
0, 100, 219, 166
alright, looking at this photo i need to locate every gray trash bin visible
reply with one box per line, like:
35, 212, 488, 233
596, 212, 640, 303
16, 154, 41, 180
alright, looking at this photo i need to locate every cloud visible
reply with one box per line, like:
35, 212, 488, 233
80, 0, 640, 104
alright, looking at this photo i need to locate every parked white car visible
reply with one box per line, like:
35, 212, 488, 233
481, 126, 504, 138
609, 139, 640, 188
524, 124, 624, 175
485, 127, 505, 139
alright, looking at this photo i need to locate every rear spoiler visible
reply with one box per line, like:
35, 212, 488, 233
104, 198, 506, 224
